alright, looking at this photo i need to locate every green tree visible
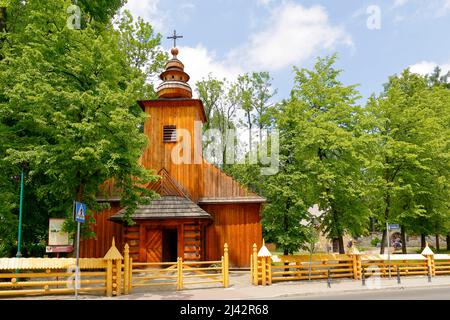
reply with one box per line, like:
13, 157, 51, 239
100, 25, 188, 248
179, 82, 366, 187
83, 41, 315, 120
285, 55, 371, 253
366, 70, 450, 253
234, 72, 276, 152
196, 75, 239, 167
0, 0, 166, 253
261, 100, 311, 254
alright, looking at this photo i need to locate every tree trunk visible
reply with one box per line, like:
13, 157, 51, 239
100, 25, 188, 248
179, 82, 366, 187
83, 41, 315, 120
380, 192, 390, 254
0, 7, 6, 30
338, 235, 345, 254
447, 234, 450, 251
380, 229, 387, 254
283, 247, 289, 275
0, 7, 6, 56
435, 235, 440, 252
247, 113, 252, 153
400, 225, 407, 254
332, 238, 339, 253
421, 234, 426, 249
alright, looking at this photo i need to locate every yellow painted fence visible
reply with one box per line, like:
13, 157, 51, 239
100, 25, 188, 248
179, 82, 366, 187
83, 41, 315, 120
0, 240, 229, 298
251, 243, 450, 285
125, 243, 229, 292
0, 258, 110, 297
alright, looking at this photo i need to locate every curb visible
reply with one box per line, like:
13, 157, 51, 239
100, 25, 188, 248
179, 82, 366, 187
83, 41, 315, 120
248, 282, 450, 300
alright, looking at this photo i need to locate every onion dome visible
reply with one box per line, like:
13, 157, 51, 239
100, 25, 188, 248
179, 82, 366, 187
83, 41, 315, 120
156, 47, 192, 99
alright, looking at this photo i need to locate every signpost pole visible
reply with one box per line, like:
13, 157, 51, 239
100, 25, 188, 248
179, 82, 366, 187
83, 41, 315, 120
73, 201, 86, 300
386, 221, 391, 279
75, 221, 80, 300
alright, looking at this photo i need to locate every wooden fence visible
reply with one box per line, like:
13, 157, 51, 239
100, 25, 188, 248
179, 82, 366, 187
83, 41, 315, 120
251, 243, 450, 285
434, 254, 450, 276
125, 243, 229, 292
0, 258, 109, 297
0, 240, 229, 298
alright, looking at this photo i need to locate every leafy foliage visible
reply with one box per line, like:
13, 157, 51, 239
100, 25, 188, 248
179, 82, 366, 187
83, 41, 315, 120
0, 0, 165, 255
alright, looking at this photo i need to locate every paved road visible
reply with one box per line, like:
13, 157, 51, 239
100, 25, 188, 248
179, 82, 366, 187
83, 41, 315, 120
279, 286, 450, 300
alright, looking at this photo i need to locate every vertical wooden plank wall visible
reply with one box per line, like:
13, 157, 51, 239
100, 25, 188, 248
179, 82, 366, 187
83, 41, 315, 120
202, 203, 263, 268
140, 100, 206, 202
79, 203, 123, 258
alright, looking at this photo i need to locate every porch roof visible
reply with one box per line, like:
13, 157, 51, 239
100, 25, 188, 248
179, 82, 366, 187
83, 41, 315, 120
109, 196, 212, 221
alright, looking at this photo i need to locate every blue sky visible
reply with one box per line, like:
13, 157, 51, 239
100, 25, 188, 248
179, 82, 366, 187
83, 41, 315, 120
124, 0, 450, 103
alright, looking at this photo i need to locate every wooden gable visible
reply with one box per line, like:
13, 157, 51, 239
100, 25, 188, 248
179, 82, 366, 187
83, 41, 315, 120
146, 168, 190, 198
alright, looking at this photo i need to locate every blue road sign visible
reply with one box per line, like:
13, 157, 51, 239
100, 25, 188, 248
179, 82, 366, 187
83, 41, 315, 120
75, 202, 86, 223
389, 224, 400, 230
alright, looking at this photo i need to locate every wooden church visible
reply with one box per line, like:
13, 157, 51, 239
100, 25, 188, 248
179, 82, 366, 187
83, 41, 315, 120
80, 46, 265, 267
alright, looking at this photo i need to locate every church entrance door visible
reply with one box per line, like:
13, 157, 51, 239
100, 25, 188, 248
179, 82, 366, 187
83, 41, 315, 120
145, 228, 162, 262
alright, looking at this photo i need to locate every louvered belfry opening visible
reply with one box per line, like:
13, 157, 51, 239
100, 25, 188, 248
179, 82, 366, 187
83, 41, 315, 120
163, 125, 177, 142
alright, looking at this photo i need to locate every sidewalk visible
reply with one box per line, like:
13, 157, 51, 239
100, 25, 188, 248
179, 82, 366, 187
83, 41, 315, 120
6, 272, 450, 300
111, 272, 450, 300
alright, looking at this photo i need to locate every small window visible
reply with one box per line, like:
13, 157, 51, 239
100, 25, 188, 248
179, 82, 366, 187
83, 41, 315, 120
163, 125, 177, 142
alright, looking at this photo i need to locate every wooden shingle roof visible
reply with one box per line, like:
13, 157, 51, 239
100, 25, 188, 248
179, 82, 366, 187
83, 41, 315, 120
110, 196, 212, 221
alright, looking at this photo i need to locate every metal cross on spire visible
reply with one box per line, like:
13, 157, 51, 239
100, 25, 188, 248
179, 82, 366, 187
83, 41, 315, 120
167, 30, 183, 48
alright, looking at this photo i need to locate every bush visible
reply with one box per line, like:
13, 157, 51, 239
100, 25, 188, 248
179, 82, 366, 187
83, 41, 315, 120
371, 237, 381, 247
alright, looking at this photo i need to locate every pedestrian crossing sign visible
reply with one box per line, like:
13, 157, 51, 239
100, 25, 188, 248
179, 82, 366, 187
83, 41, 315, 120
75, 202, 86, 223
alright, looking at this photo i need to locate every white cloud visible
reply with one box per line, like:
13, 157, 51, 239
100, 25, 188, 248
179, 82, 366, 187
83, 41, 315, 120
435, 0, 450, 17
123, 0, 167, 31
228, 2, 352, 71
393, 14, 406, 24
409, 60, 450, 76
392, 0, 409, 9
175, 45, 243, 96
180, 3, 196, 10
444, 0, 450, 10
257, 0, 275, 7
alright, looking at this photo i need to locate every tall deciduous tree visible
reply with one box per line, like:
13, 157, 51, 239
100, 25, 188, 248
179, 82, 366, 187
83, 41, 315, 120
366, 70, 450, 253
196, 75, 239, 167
287, 55, 371, 253
235, 72, 276, 152
0, 0, 166, 252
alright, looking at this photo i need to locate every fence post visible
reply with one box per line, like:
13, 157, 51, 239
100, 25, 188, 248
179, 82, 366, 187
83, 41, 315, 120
348, 246, 361, 280
129, 257, 133, 293
257, 240, 272, 286
362, 266, 366, 286
327, 268, 331, 288
123, 244, 130, 295
103, 238, 124, 297
250, 254, 253, 284
261, 257, 267, 286
267, 256, 272, 285
252, 243, 258, 285
223, 243, 229, 288
115, 259, 122, 296
177, 257, 183, 291
421, 243, 435, 277
106, 259, 113, 297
